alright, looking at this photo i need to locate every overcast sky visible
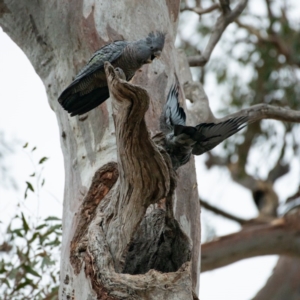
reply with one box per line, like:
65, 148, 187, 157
0, 12, 299, 297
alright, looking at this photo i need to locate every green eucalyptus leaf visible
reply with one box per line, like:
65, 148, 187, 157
21, 213, 30, 233
26, 181, 34, 192
23, 265, 41, 278
39, 157, 48, 164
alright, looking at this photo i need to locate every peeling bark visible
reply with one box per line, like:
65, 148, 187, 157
70, 162, 119, 275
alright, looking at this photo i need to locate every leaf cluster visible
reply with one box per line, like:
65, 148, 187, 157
180, 1, 300, 178
0, 213, 61, 300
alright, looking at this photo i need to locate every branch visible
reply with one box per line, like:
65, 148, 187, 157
195, 0, 202, 8
235, 20, 291, 59
201, 211, 300, 272
253, 191, 300, 300
267, 141, 289, 183
188, 0, 248, 67
278, 187, 300, 216
176, 49, 216, 124
235, 19, 264, 39
200, 199, 249, 225
200, 198, 272, 225
217, 103, 300, 123
181, 4, 219, 16
252, 180, 279, 218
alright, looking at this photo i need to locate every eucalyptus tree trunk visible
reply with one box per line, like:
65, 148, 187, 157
0, 0, 200, 299
253, 256, 300, 300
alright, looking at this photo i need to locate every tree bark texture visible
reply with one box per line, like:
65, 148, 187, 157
201, 210, 300, 272
0, 0, 201, 299
253, 256, 300, 300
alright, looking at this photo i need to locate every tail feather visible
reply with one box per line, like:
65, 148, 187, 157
58, 87, 110, 116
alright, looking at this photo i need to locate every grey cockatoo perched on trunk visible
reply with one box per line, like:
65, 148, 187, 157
58, 32, 165, 116
159, 83, 249, 170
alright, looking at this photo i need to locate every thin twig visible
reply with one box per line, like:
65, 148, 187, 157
188, 0, 248, 67
265, 0, 275, 32
195, 0, 202, 8
181, 3, 219, 16
267, 135, 289, 183
200, 199, 248, 224
235, 20, 291, 59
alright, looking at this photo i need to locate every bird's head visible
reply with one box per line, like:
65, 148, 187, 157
135, 32, 166, 64
146, 31, 165, 62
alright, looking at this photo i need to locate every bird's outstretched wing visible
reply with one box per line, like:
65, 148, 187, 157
161, 81, 250, 169
161, 82, 186, 133
189, 116, 249, 155
58, 41, 128, 115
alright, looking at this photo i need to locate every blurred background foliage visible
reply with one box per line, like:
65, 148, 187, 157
0, 145, 61, 300
0, 213, 61, 300
178, 0, 300, 228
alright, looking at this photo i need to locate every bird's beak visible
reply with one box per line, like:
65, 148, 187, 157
154, 50, 162, 58
146, 51, 162, 64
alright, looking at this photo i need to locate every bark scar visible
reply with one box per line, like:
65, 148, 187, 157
29, 14, 48, 46
70, 162, 119, 275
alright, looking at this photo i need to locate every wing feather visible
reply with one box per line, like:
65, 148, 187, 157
58, 41, 128, 114
192, 116, 249, 155
161, 82, 186, 133
72, 41, 128, 85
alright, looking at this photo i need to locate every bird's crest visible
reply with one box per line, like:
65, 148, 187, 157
146, 31, 166, 50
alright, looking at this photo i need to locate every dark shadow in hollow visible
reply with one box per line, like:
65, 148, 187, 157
122, 207, 191, 275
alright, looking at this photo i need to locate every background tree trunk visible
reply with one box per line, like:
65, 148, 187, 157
0, 0, 201, 298
253, 256, 300, 300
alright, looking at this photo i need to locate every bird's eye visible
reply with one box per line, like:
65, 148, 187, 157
150, 46, 154, 50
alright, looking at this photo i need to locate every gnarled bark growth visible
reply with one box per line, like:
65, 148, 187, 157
69, 63, 194, 299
